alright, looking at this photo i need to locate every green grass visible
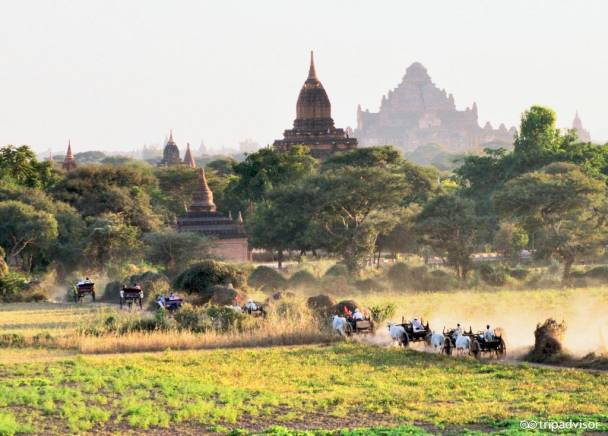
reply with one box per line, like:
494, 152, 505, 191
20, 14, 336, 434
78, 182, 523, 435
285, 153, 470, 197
0, 343, 606, 433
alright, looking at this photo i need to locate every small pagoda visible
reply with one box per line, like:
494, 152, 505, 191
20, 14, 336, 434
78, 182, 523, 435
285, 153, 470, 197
158, 130, 182, 166
62, 140, 77, 171
177, 168, 249, 261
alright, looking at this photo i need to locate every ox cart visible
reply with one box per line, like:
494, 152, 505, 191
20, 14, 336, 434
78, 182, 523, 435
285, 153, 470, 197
164, 296, 183, 311
395, 317, 430, 346
74, 282, 95, 303
243, 305, 267, 318
120, 286, 143, 309
468, 330, 506, 359
345, 318, 374, 335
442, 327, 506, 358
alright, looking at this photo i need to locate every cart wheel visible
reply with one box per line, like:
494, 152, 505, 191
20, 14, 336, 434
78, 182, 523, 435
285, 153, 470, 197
497, 338, 506, 359
401, 332, 410, 348
470, 339, 481, 359
442, 337, 452, 355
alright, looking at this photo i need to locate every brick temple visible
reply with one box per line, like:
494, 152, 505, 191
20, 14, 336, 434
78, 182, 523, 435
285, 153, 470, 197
273, 52, 357, 159
177, 168, 249, 262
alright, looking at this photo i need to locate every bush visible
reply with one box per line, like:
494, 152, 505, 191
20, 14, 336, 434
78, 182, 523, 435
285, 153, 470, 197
508, 268, 529, 280
368, 303, 396, 323
387, 262, 410, 288
0, 247, 7, 277
288, 270, 318, 289
354, 278, 386, 292
478, 263, 508, 286
584, 265, 608, 282
324, 263, 348, 278
173, 260, 245, 303
0, 273, 29, 302
248, 266, 287, 292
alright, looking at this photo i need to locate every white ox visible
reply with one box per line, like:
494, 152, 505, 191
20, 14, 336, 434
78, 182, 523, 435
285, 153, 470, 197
454, 332, 471, 356
388, 323, 407, 346
425, 331, 445, 351
332, 315, 348, 337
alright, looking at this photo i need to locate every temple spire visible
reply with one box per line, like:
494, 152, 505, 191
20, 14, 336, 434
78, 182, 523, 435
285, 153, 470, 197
308, 51, 317, 80
169, 129, 174, 143
183, 142, 196, 168
189, 168, 216, 212
62, 140, 77, 171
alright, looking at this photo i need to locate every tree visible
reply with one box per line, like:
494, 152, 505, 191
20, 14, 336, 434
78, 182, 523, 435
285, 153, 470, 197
143, 229, 213, 275
52, 164, 160, 231
154, 166, 200, 217
320, 146, 402, 171
247, 184, 321, 268
494, 162, 607, 280
415, 195, 479, 279
310, 166, 407, 273
227, 146, 316, 213
0, 200, 58, 269
493, 222, 529, 263
206, 157, 236, 177
83, 213, 143, 273
0, 145, 56, 188
513, 106, 562, 164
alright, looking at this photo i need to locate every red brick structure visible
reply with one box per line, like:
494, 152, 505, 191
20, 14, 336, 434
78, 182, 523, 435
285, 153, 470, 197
177, 168, 249, 262
273, 52, 357, 160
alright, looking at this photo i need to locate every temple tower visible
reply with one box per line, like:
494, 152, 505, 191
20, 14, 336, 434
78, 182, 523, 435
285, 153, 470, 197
62, 140, 77, 171
572, 111, 591, 142
183, 143, 196, 168
158, 130, 182, 166
273, 51, 357, 159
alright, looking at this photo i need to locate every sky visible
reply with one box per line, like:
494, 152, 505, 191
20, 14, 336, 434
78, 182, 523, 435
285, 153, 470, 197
0, 0, 606, 155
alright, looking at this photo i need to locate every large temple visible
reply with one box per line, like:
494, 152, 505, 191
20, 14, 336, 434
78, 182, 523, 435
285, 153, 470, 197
355, 62, 516, 152
177, 168, 249, 262
158, 131, 197, 168
572, 111, 591, 142
273, 52, 357, 159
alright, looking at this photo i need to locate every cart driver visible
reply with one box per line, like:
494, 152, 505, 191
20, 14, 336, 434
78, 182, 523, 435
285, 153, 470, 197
454, 323, 463, 337
156, 294, 165, 309
245, 299, 258, 311
352, 308, 365, 321
411, 318, 423, 332
484, 325, 494, 341
84, 277, 92, 284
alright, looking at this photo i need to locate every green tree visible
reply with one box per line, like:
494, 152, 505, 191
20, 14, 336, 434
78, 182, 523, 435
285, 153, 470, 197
143, 229, 212, 275
310, 166, 407, 273
415, 195, 479, 279
493, 222, 529, 263
0, 145, 56, 188
52, 164, 160, 231
320, 145, 402, 171
247, 183, 321, 268
227, 145, 316, 213
494, 162, 607, 280
0, 200, 58, 269
83, 213, 143, 273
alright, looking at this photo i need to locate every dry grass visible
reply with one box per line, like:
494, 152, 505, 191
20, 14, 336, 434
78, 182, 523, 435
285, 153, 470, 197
61, 324, 337, 354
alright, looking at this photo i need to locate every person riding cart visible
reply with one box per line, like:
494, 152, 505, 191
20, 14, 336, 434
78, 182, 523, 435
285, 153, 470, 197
74, 277, 95, 303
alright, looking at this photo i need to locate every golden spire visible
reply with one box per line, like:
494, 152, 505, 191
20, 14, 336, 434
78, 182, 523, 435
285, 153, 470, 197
308, 50, 317, 80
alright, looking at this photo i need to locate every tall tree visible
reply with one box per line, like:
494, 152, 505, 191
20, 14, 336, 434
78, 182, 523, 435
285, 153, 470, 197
0, 145, 56, 188
415, 195, 479, 279
494, 162, 607, 280
143, 229, 212, 276
0, 200, 58, 269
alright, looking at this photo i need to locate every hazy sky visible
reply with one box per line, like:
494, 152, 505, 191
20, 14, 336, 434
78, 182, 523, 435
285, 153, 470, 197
1, 0, 606, 154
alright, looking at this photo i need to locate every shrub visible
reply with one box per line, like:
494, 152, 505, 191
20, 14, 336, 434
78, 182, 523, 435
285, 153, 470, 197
0, 272, 29, 302
355, 278, 386, 292
508, 268, 529, 280
387, 262, 410, 288
173, 304, 213, 333
248, 266, 287, 292
173, 260, 245, 303
0, 247, 7, 277
584, 265, 608, 282
369, 303, 396, 323
478, 263, 508, 287
288, 270, 318, 289
324, 263, 348, 277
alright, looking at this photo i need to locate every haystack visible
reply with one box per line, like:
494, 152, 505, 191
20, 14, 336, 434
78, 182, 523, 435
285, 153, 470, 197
306, 294, 336, 316
528, 318, 567, 362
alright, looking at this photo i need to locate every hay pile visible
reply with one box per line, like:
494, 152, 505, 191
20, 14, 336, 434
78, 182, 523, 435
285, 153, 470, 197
306, 294, 336, 316
527, 318, 567, 362
209, 285, 247, 306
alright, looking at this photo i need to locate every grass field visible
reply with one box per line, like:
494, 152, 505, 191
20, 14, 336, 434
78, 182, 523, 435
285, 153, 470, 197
1, 343, 607, 434
1, 287, 607, 434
